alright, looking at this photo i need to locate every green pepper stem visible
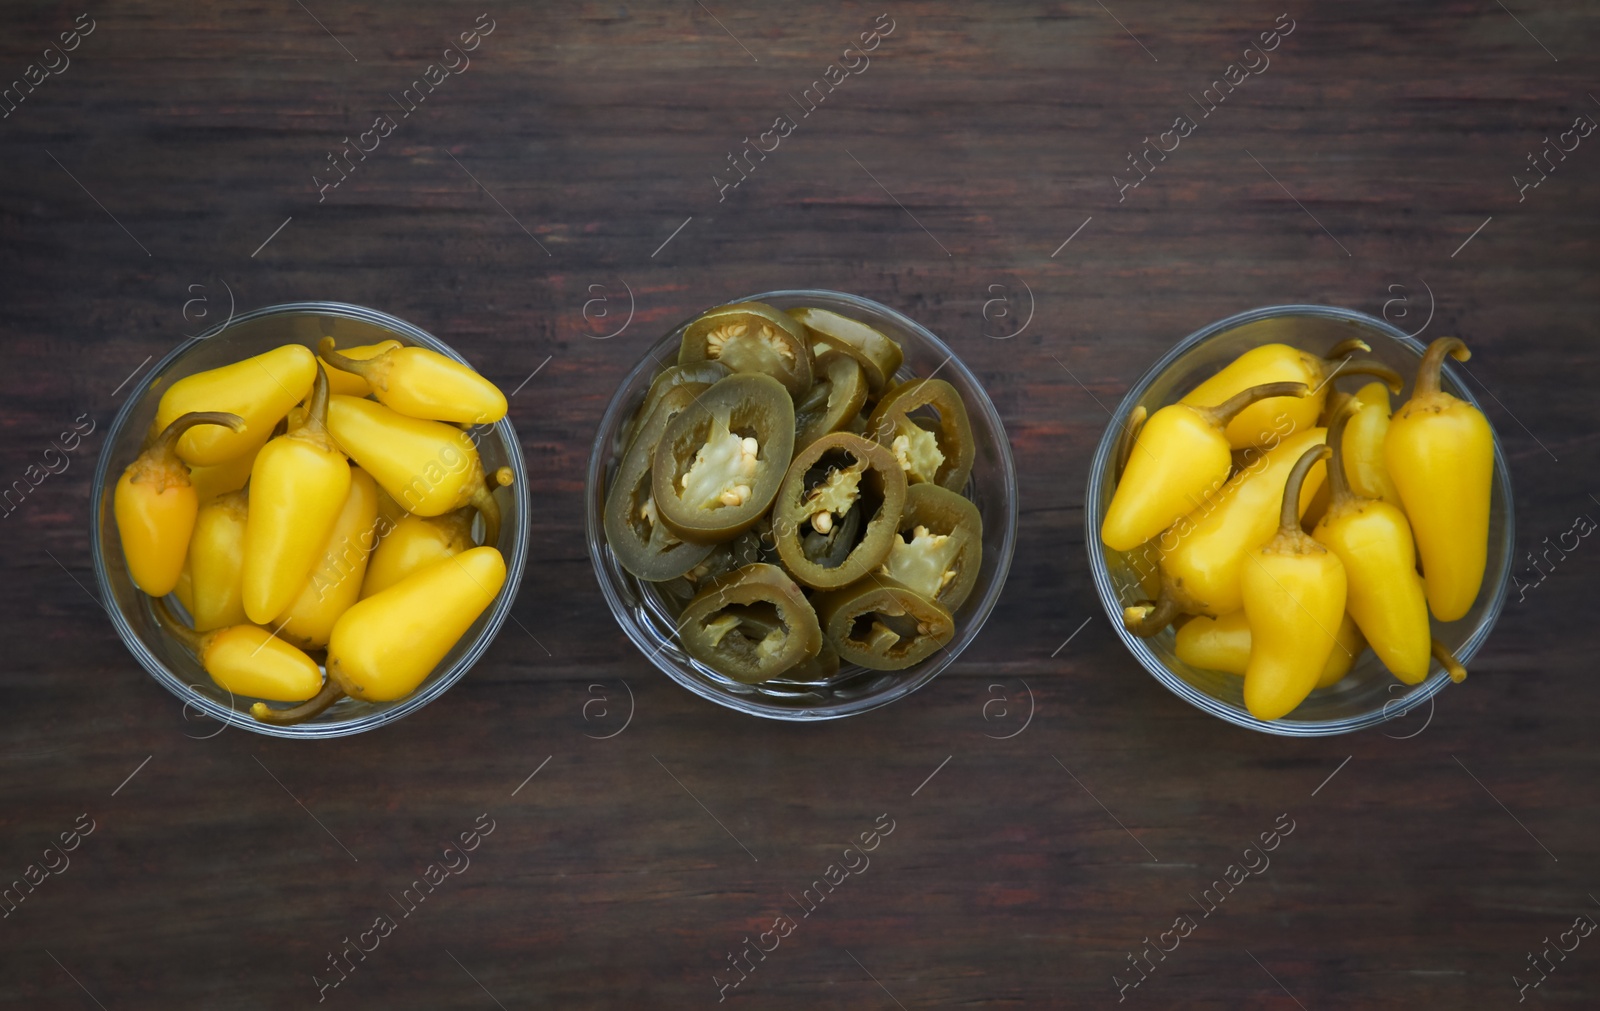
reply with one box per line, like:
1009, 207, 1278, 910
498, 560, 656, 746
250, 679, 345, 724
149, 411, 245, 465
317, 336, 375, 379
1431, 638, 1468, 683
1279, 445, 1331, 535
1325, 337, 1371, 360
295, 362, 332, 438
1323, 394, 1359, 509
1414, 337, 1471, 398
1123, 591, 1180, 638
1197, 381, 1308, 428
1330, 359, 1404, 394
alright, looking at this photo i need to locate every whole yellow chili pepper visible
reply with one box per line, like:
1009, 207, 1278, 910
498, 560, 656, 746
1384, 337, 1494, 622
1312, 399, 1432, 683
188, 489, 248, 631
1125, 425, 1327, 633
322, 339, 401, 397
325, 394, 501, 542
1341, 381, 1403, 509
1102, 381, 1308, 552
1240, 446, 1349, 720
1181, 340, 1402, 450
361, 508, 475, 598
155, 343, 316, 465
115, 411, 245, 596
188, 437, 266, 503
251, 545, 506, 723
242, 365, 351, 623
174, 558, 196, 614
155, 599, 323, 703
276, 467, 380, 650
1175, 609, 1365, 688
320, 336, 508, 425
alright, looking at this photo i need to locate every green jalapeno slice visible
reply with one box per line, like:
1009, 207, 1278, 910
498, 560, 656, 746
652, 372, 795, 542
679, 302, 813, 399
787, 306, 904, 393
813, 575, 954, 671
624, 361, 730, 451
604, 385, 718, 580
794, 350, 869, 452
679, 563, 823, 682
866, 377, 975, 492
876, 483, 982, 611
773, 431, 907, 590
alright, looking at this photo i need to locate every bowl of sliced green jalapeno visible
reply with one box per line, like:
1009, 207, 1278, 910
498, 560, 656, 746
587, 290, 1017, 719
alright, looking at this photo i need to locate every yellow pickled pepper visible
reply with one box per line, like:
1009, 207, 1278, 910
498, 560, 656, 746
1175, 609, 1366, 688
319, 337, 508, 425
1126, 426, 1328, 634
322, 339, 401, 397
361, 508, 475, 597
1312, 399, 1432, 683
155, 344, 316, 465
155, 600, 323, 702
188, 489, 249, 631
188, 441, 261, 503
1102, 381, 1308, 552
242, 365, 352, 623
325, 395, 500, 542
1384, 337, 1494, 622
115, 411, 245, 596
1180, 340, 1402, 449
251, 546, 507, 723
276, 467, 380, 650
1342, 381, 1403, 509
1240, 446, 1349, 720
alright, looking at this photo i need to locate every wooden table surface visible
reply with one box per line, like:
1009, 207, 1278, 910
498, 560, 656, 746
2, 2, 1597, 1007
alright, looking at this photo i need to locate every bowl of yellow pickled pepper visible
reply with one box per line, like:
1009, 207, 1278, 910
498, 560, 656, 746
1086, 305, 1514, 735
90, 302, 529, 738
587, 289, 1018, 719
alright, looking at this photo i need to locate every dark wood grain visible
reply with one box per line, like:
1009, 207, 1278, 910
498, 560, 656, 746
2, 1, 1598, 1007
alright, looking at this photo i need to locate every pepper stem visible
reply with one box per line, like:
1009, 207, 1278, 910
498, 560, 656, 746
1414, 337, 1471, 398
1431, 638, 1468, 683
1323, 394, 1359, 509
1327, 359, 1404, 394
250, 679, 346, 724
317, 336, 373, 378
1196, 381, 1308, 428
150, 411, 245, 464
471, 480, 502, 547
1325, 337, 1371, 359
1279, 445, 1331, 534
294, 362, 332, 438
152, 596, 206, 652
1123, 591, 1180, 638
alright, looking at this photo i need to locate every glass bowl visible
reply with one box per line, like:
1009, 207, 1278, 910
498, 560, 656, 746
1085, 305, 1514, 736
90, 302, 530, 739
586, 289, 1018, 720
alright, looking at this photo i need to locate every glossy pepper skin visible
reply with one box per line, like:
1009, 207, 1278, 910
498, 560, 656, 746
1313, 398, 1432, 683
1180, 340, 1402, 450
865, 378, 975, 493
322, 339, 401, 397
362, 508, 475, 598
1175, 609, 1365, 688
319, 337, 507, 425
242, 365, 352, 623
155, 600, 323, 703
679, 302, 815, 400
187, 489, 249, 631
1102, 381, 1309, 553
188, 439, 263, 504
277, 467, 380, 650
678, 563, 822, 682
115, 411, 245, 596
1342, 381, 1403, 509
325, 394, 499, 545
1241, 446, 1349, 720
795, 350, 869, 451
155, 343, 316, 465
814, 575, 954, 671
1385, 337, 1494, 622
787, 306, 903, 393
878, 482, 983, 611
604, 384, 716, 581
